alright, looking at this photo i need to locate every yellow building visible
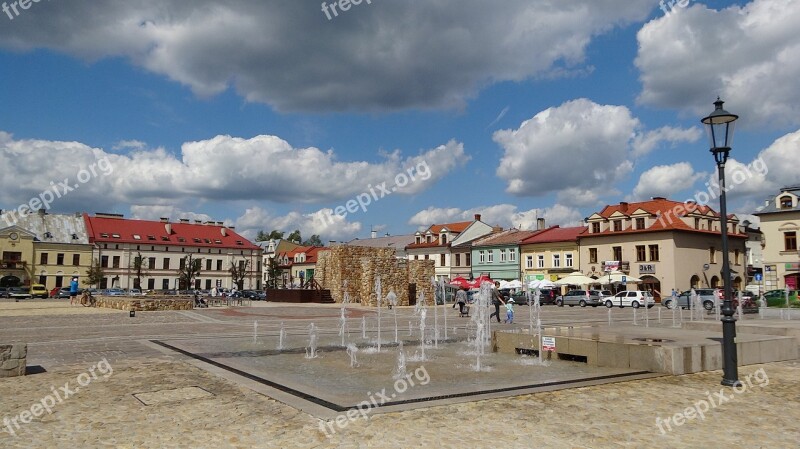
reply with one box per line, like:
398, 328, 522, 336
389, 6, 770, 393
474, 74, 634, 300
755, 186, 800, 290
520, 226, 585, 288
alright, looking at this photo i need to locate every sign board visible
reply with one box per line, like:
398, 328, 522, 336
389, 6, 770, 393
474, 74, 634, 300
755, 273, 763, 281
621, 275, 627, 285
542, 336, 556, 352
785, 263, 800, 272
639, 264, 656, 274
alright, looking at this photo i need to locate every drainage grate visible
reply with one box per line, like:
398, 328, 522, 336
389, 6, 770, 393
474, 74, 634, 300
133, 386, 214, 406
631, 338, 675, 344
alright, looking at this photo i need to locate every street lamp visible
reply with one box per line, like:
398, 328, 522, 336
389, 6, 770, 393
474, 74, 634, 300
701, 97, 740, 387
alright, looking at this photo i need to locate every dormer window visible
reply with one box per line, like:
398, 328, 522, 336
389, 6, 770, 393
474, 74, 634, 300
112, 233, 121, 238
426, 234, 432, 243
415, 235, 421, 244
591, 222, 600, 233
613, 220, 622, 232
694, 217, 700, 229
635, 217, 645, 230
147, 235, 156, 241
779, 196, 793, 209
161, 236, 170, 241
193, 238, 202, 243
440, 234, 447, 245
236, 240, 243, 245
133, 234, 141, 240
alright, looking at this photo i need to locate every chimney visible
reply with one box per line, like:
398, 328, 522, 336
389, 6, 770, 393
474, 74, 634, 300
619, 202, 629, 212
179, 218, 189, 223
221, 228, 228, 237
38, 208, 46, 216
474, 214, 482, 222
165, 223, 172, 235
536, 217, 546, 230
160, 217, 169, 223
371, 230, 377, 239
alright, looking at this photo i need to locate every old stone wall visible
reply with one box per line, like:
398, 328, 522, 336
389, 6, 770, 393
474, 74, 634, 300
0, 344, 27, 378
96, 297, 193, 311
316, 246, 434, 306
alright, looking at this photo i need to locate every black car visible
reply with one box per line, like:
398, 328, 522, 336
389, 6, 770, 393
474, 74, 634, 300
241, 290, 266, 300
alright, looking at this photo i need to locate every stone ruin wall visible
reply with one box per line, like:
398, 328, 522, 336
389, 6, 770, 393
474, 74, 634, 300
315, 246, 434, 307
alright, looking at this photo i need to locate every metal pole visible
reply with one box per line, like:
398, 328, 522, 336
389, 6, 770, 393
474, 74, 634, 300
717, 159, 739, 387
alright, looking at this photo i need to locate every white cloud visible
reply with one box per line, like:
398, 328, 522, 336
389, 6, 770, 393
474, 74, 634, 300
234, 207, 362, 243
630, 162, 705, 201
409, 204, 584, 229
636, 0, 800, 126
631, 125, 703, 157
0, 1, 653, 112
129, 206, 215, 224
493, 99, 639, 205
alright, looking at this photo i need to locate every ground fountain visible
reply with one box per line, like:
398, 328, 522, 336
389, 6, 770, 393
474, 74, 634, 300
346, 343, 359, 368
253, 320, 258, 345
278, 321, 286, 350
375, 276, 383, 352
305, 323, 319, 359
393, 341, 407, 380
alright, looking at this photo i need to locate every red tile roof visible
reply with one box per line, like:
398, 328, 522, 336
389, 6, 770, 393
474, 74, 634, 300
406, 220, 475, 249
282, 246, 328, 265
429, 220, 472, 233
520, 226, 587, 244
83, 214, 261, 250
472, 228, 541, 247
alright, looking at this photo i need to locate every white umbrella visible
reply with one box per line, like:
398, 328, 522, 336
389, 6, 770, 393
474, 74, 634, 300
528, 279, 557, 289
596, 271, 641, 285
554, 271, 597, 286
504, 280, 523, 289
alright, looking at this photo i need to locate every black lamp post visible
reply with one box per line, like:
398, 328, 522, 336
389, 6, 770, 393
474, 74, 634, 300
701, 98, 740, 387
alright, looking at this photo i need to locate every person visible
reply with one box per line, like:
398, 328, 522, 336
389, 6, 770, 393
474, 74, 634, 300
69, 277, 79, 306
504, 298, 515, 324
386, 289, 397, 310
489, 282, 505, 323
454, 287, 468, 315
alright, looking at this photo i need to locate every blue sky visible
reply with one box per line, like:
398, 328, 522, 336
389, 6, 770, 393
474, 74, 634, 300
1, 0, 798, 242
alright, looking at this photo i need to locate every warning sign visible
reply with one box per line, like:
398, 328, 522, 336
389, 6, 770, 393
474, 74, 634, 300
542, 336, 556, 352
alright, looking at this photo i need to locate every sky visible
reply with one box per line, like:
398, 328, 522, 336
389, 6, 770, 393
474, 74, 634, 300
0, 0, 798, 243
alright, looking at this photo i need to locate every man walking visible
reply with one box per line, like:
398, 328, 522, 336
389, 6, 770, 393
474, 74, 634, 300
489, 282, 505, 323
69, 277, 79, 306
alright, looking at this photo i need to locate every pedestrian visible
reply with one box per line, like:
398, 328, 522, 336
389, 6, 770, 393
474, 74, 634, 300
454, 287, 468, 316
489, 282, 505, 323
69, 276, 79, 306
386, 289, 397, 310
504, 298, 515, 324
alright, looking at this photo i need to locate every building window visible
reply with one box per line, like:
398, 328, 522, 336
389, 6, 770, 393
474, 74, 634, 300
785, 231, 798, 251
537, 254, 544, 269
440, 254, 446, 267
589, 248, 598, 264
440, 234, 447, 245
72, 254, 80, 266
38, 275, 46, 285
101, 256, 109, 268
465, 253, 471, 267
707, 219, 713, 231
565, 253, 573, 268
694, 217, 700, 229
148, 257, 156, 270
112, 256, 120, 268
487, 251, 494, 263
710, 247, 716, 264
162, 279, 170, 290
205, 279, 212, 290
612, 246, 623, 262
424, 255, 429, 260
455, 254, 461, 267
55, 276, 63, 288
636, 245, 646, 262
56, 253, 65, 265
649, 245, 659, 261
148, 279, 155, 290
526, 255, 533, 269
479, 251, 485, 263
217, 260, 223, 271
40, 253, 48, 265
509, 249, 516, 262
780, 196, 793, 209
499, 249, 507, 262
592, 222, 601, 233
613, 220, 622, 232
733, 249, 740, 265
206, 259, 212, 271
552, 254, 561, 268
635, 217, 645, 230
414, 255, 419, 260
179, 258, 186, 269
163, 258, 170, 270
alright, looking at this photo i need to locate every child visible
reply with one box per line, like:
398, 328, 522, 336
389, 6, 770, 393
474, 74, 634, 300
504, 298, 514, 324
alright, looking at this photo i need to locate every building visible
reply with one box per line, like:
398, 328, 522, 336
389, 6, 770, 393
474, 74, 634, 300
754, 186, 800, 290
0, 209, 92, 290
259, 238, 302, 288
287, 246, 328, 287
83, 213, 262, 291
470, 228, 540, 281
345, 233, 416, 259
740, 221, 764, 291
519, 225, 586, 285
581, 198, 747, 298
405, 215, 494, 281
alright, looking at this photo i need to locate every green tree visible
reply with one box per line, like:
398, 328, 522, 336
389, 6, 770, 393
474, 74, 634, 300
177, 254, 202, 290
131, 252, 149, 290
256, 230, 285, 241
229, 259, 251, 290
287, 229, 302, 243
84, 259, 105, 287
302, 234, 323, 246
266, 257, 282, 289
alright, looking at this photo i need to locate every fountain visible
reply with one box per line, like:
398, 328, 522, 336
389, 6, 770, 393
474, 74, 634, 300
253, 320, 258, 345
346, 343, 359, 368
407, 320, 413, 336
736, 290, 744, 321
470, 281, 492, 371
277, 321, 286, 350
432, 278, 439, 349
339, 307, 347, 347
418, 297, 427, 361
608, 307, 613, 326
375, 276, 383, 352
632, 307, 638, 326
362, 316, 367, 339
305, 323, 319, 359
392, 341, 408, 380
387, 289, 399, 343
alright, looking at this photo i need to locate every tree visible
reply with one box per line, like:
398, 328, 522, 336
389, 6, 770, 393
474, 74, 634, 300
256, 230, 285, 241
266, 257, 282, 289
177, 254, 202, 290
287, 229, 302, 243
84, 259, 105, 287
302, 234, 323, 247
229, 259, 251, 290
131, 252, 149, 290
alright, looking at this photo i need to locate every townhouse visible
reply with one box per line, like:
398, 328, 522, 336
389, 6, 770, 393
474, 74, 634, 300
470, 228, 540, 280
519, 225, 586, 285
755, 186, 800, 290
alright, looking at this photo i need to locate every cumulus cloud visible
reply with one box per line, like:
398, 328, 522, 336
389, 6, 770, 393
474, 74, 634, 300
408, 204, 584, 229
494, 99, 638, 205
234, 207, 361, 242
0, 132, 464, 208
129, 205, 215, 224
630, 162, 705, 201
0, 1, 653, 112
631, 126, 703, 157
636, 0, 800, 126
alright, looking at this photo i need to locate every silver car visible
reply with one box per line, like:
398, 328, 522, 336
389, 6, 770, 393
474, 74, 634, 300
556, 290, 604, 307
661, 289, 718, 310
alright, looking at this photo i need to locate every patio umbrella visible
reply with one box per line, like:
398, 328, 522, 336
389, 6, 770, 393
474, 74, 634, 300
449, 277, 472, 288
554, 271, 597, 286
596, 271, 641, 285
529, 279, 557, 289
471, 274, 494, 288
504, 280, 523, 289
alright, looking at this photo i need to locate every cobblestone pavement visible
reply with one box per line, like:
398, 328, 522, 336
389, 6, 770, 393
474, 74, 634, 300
1, 301, 798, 448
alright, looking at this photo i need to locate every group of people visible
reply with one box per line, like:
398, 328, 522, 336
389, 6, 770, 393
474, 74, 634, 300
452, 282, 515, 323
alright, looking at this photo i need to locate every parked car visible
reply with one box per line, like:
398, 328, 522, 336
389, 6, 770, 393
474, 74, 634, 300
105, 288, 125, 296
604, 290, 655, 309
763, 289, 799, 307
127, 288, 143, 296
241, 290, 266, 300
7, 287, 32, 299
556, 290, 603, 307
0, 287, 8, 297
29, 284, 49, 299
662, 288, 718, 310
